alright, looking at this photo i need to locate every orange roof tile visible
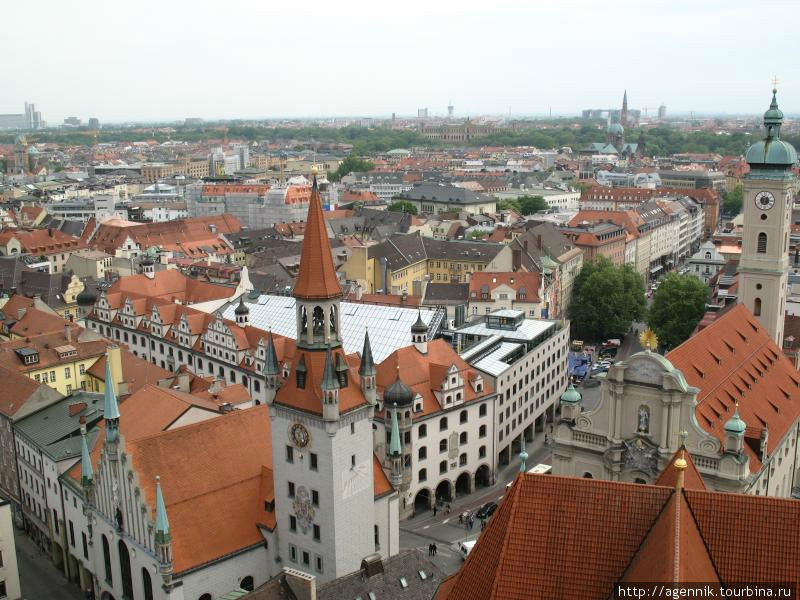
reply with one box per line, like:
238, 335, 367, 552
293, 179, 342, 300
666, 304, 800, 473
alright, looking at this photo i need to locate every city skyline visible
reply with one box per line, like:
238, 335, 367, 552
4, 0, 798, 123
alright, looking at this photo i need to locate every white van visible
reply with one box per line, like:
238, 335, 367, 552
527, 463, 553, 475
459, 540, 477, 560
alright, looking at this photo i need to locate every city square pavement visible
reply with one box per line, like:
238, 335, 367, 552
399, 437, 552, 575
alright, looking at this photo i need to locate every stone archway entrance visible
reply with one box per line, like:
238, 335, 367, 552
455, 472, 472, 496
435, 479, 452, 504
475, 464, 492, 488
414, 488, 431, 513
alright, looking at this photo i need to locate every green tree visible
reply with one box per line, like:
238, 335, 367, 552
328, 156, 375, 182
646, 273, 709, 350
388, 201, 417, 215
722, 184, 743, 215
516, 195, 549, 215
568, 256, 646, 340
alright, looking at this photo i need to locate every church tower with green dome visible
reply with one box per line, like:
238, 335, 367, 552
738, 87, 797, 345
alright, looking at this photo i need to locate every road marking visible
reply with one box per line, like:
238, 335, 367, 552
442, 518, 449, 524
497, 495, 504, 501
422, 525, 430, 530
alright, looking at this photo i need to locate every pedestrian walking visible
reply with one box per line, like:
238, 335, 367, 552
428, 543, 433, 556
458, 513, 463, 524
433, 505, 437, 517
433, 543, 438, 556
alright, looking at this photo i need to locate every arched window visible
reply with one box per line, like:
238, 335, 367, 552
418, 424, 427, 439
240, 576, 254, 592
329, 305, 337, 334
418, 446, 427, 460
459, 410, 468, 424
199, 595, 213, 600
102, 535, 112, 583
418, 468, 427, 482
705, 252, 711, 260
142, 568, 153, 600
439, 439, 447, 453
634, 478, 647, 484
479, 424, 487, 438
439, 460, 447, 474
300, 306, 308, 335
459, 452, 467, 466
459, 432, 468, 445
118, 540, 133, 600
757, 232, 767, 253
754, 297, 762, 316
583, 472, 593, 479
439, 417, 447, 431
312, 306, 325, 336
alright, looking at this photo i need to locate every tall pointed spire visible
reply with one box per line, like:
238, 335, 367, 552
293, 176, 342, 300
103, 352, 120, 442
359, 329, 376, 377
321, 346, 339, 391
154, 476, 170, 543
389, 403, 402, 456
263, 330, 279, 376
80, 427, 93, 488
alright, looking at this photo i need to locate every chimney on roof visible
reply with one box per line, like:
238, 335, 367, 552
281, 567, 317, 600
48, 228, 53, 237
219, 402, 234, 413
537, 234, 542, 250
79, 415, 87, 435
523, 240, 528, 253
65, 324, 72, 343
360, 553, 384, 579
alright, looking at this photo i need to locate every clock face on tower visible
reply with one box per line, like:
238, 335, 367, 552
289, 423, 310, 448
754, 191, 775, 211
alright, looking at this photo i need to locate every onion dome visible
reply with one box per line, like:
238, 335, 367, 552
745, 88, 797, 167
724, 405, 746, 436
411, 311, 428, 334
234, 296, 249, 315
560, 383, 581, 405
384, 373, 413, 407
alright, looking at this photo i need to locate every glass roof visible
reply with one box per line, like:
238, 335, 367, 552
221, 295, 439, 363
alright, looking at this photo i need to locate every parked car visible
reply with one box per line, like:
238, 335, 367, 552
476, 502, 498, 519
584, 377, 601, 388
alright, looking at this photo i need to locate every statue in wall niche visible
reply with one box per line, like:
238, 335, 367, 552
637, 405, 650, 434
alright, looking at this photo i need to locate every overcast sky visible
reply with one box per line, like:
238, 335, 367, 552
3, 0, 797, 123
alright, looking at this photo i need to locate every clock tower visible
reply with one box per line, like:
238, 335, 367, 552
738, 88, 797, 346
268, 177, 379, 583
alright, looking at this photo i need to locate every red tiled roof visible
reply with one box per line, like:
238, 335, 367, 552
654, 447, 707, 490
667, 304, 800, 473
468, 272, 540, 302
439, 473, 800, 599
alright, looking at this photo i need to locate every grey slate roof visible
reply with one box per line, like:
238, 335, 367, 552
423, 282, 469, 303
368, 233, 505, 271
397, 182, 494, 206
15, 391, 104, 462
317, 549, 444, 600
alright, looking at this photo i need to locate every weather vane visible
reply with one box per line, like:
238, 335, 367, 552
772, 75, 779, 90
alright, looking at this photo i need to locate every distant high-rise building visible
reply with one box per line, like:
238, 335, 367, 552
24, 102, 34, 129
417, 107, 428, 119
88, 117, 100, 130
658, 104, 667, 120
448, 101, 454, 119
63, 116, 82, 128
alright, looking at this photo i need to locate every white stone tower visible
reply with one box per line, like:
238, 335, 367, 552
738, 88, 797, 346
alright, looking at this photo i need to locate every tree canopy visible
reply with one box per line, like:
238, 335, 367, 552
568, 256, 646, 341
646, 273, 710, 351
327, 156, 375, 182
498, 195, 549, 215
722, 184, 743, 215
387, 201, 417, 215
